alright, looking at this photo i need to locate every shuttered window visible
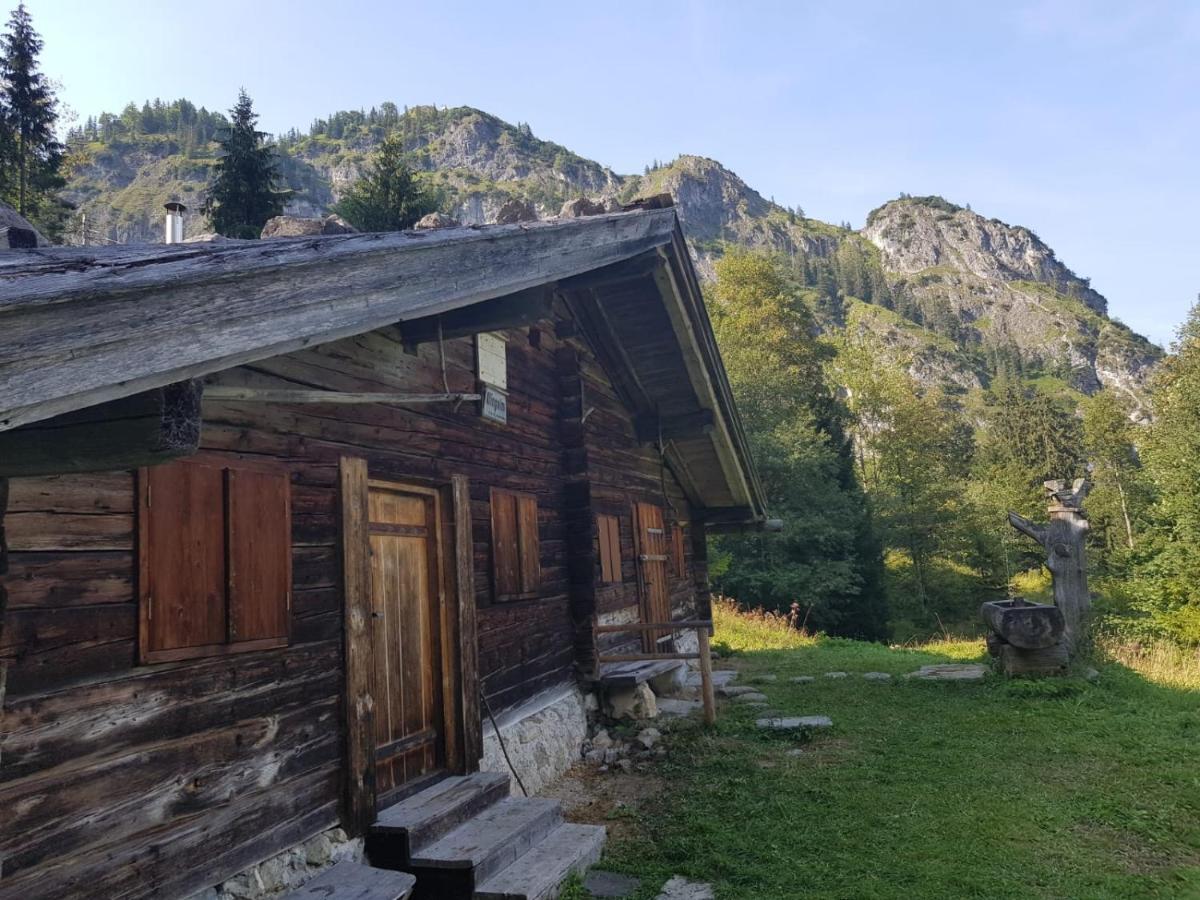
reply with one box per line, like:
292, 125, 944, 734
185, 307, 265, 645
672, 523, 688, 579
597, 514, 621, 583
490, 487, 540, 600
139, 458, 291, 663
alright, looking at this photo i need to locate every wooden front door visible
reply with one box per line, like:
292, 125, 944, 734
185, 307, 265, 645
367, 481, 446, 803
634, 502, 672, 652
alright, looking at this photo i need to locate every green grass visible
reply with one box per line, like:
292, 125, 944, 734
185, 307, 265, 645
586, 601, 1200, 899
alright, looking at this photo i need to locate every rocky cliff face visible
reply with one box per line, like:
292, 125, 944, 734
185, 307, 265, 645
861, 197, 1161, 409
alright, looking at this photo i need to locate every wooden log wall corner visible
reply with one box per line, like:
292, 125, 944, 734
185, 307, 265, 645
0, 380, 202, 477
338, 456, 375, 833
0, 476, 9, 729
451, 475, 481, 772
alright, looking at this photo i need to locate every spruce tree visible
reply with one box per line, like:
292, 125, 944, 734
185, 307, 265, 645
0, 3, 63, 222
332, 134, 437, 232
203, 89, 283, 238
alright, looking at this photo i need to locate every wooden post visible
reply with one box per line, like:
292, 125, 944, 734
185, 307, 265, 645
697, 626, 716, 726
451, 475, 481, 773
1008, 478, 1091, 655
339, 457, 374, 834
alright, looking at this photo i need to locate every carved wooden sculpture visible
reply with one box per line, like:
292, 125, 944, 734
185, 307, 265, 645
1007, 478, 1091, 656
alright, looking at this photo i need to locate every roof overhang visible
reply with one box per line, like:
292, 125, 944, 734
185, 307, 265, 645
0, 208, 767, 524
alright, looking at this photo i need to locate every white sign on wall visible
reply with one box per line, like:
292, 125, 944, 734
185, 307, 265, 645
476, 332, 507, 390
481, 385, 508, 424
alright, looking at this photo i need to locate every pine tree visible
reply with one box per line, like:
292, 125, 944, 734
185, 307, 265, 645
332, 134, 437, 232
0, 2, 63, 222
202, 89, 284, 239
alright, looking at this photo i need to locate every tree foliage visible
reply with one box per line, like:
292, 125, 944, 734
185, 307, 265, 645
707, 251, 887, 639
0, 2, 64, 234
332, 134, 438, 232
202, 90, 284, 239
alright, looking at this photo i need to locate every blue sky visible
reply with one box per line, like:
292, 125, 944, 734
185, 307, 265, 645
30, 0, 1199, 345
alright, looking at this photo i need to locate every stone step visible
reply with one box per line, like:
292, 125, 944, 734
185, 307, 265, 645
368, 772, 512, 866
282, 860, 417, 900
473, 823, 606, 900
408, 798, 564, 896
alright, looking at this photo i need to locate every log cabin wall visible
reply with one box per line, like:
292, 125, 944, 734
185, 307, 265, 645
0, 293, 705, 899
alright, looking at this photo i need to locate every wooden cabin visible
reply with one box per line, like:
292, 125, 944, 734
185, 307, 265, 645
0, 204, 766, 900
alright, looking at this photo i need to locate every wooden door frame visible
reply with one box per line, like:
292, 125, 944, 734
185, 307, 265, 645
339, 459, 480, 833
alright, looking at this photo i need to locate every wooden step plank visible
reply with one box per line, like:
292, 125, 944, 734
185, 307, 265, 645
473, 823, 606, 900
370, 772, 512, 866
409, 798, 562, 886
282, 861, 416, 900
597, 659, 682, 688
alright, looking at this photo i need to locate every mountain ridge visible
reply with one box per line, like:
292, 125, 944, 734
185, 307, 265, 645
62, 100, 1161, 410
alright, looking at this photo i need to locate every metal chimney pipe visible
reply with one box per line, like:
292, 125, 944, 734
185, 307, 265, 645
164, 201, 186, 244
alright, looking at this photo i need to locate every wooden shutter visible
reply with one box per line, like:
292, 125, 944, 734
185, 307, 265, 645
517, 494, 540, 593
672, 524, 687, 579
227, 467, 291, 646
140, 459, 227, 661
490, 488, 539, 599
597, 514, 621, 583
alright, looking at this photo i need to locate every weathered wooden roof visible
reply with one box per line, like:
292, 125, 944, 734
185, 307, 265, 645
0, 208, 766, 522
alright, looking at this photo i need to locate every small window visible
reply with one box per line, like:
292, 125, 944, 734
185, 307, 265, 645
597, 514, 621, 583
490, 487, 540, 600
672, 523, 687, 579
139, 458, 291, 663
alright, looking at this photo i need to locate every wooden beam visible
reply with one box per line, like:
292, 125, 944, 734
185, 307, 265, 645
339, 456, 375, 834
0, 208, 679, 432
557, 250, 661, 292
633, 408, 715, 444
399, 286, 555, 348
204, 387, 480, 405
451, 474, 481, 773
593, 620, 713, 634
0, 381, 201, 477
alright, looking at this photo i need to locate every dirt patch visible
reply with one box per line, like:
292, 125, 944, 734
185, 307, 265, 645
539, 762, 666, 842
1070, 821, 1200, 875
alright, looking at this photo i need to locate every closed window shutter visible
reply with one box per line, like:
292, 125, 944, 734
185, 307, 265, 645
597, 514, 620, 583
227, 468, 292, 643
517, 494, 540, 593
672, 525, 687, 578
491, 488, 520, 596
141, 460, 227, 656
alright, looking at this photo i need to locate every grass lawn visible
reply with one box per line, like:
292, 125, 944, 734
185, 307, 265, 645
571, 602, 1200, 899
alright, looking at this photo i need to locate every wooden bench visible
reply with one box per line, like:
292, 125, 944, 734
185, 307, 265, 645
596, 659, 682, 688
281, 861, 416, 900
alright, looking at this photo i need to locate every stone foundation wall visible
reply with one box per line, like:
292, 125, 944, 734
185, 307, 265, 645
480, 681, 590, 796
186, 826, 363, 900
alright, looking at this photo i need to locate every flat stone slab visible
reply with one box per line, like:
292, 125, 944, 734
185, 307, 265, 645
747, 674, 778, 683
657, 697, 703, 718
909, 664, 988, 682
684, 669, 737, 689
586, 870, 642, 898
718, 685, 760, 698
756, 716, 833, 731
824, 671, 849, 679
863, 672, 892, 682
790, 675, 815, 684
657, 876, 715, 900
733, 692, 768, 703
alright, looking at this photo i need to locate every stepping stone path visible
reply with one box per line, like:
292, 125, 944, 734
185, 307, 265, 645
684, 669, 738, 690
585, 870, 642, 898
909, 664, 988, 682
732, 692, 769, 703
748, 674, 778, 684
656, 876, 716, 900
790, 675, 815, 684
786, 748, 807, 757
756, 715, 833, 731
863, 672, 892, 682
718, 685, 760, 698
657, 697, 703, 718
824, 671, 849, 679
